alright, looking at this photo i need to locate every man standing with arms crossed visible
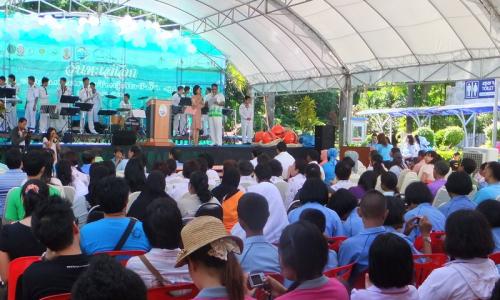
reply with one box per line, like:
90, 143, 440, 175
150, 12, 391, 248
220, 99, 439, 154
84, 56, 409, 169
239, 95, 254, 144
25, 76, 39, 132
208, 83, 225, 146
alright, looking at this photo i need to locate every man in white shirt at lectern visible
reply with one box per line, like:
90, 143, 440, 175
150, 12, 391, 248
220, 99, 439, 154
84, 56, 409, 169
239, 95, 254, 144
207, 83, 225, 146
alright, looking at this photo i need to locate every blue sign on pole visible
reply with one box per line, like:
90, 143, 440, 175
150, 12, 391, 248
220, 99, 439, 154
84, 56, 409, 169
464, 78, 496, 99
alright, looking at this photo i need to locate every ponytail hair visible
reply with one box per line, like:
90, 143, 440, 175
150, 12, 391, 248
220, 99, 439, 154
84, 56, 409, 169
189, 171, 212, 203
21, 179, 50, 217
188, 244, 245, 300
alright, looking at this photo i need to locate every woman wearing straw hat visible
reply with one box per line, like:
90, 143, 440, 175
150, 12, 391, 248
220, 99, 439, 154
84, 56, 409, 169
175, 216, 254, 300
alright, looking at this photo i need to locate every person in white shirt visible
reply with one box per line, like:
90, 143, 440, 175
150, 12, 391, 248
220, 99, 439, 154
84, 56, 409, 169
90, 82, 101, 123
274, 141, 295, 179
55, 77, 71, 132
166, 160, 199, 202
207, 83, 225, 146
306, 149, 326, 180
231, 163, 289, 243
38, 77, 50, 133
418, 210, 499, 300
238, 160, 257, 191
239, 95, 253, 144
198, 153, 220, 187
25, 75, 39, 131
286, 158, 307, 208
177, 171, 219, 218
171, 86, 184, 136
78, 77, 97, 134
331, 161, 355, 191
6, 74, 20, 131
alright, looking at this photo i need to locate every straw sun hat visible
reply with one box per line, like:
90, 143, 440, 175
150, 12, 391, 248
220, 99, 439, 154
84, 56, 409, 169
175, 216, 243, 267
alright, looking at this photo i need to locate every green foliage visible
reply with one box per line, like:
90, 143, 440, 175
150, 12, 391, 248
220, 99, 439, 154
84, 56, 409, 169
435, 129, 446, 147
443, 126, 465, 148
224, 63, 249, 131
436, 148, 459, 161
413, 127, 435, 146
484, 124, 500, 147
296, 96, 320, 134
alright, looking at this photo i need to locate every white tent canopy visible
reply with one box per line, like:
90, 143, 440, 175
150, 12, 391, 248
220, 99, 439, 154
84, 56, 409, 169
3, 0, 500, 93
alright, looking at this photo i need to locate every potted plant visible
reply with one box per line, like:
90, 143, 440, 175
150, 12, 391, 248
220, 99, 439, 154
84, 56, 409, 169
296, 96, 320, 146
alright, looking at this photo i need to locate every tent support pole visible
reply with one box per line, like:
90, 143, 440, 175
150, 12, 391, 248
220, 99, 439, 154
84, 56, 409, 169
472, 113, 477, 147
493, 78, 499, 147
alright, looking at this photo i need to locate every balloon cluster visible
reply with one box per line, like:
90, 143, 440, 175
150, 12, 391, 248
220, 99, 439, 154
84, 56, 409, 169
0, 13, 196, 54
254, 125, 298, 145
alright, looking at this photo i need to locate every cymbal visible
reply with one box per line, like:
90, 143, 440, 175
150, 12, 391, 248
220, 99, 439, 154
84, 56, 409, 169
105, 95, 118, 99
138, 96, 148, 100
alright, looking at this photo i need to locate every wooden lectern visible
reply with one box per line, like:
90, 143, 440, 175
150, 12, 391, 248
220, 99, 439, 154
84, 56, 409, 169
142, 99, 174, 147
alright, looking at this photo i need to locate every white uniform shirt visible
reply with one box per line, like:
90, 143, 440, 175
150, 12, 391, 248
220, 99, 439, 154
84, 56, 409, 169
351, 285, 419, 300
57, 85, 71, 100
7, 83, 20, 98
120, 100, 131, 109
39, 86, 49, 104
208, 93, 225, 108
286, 173, 306, 207
171, 92, 182, 106
92, 90, 101, 107
27, 85, 39, 102
239, 104, 253, 121
275, 151, 295, 179
78, 87, 93, 103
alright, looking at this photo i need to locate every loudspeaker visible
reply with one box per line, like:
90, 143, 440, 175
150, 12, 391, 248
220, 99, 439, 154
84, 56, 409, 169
62, 132, 74, 144
112, 130, 137, 146
315, 125, 335, 150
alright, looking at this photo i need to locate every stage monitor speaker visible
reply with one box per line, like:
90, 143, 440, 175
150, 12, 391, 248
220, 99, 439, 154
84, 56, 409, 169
62, 132, 74, 144
315, 125, 335, 150
112, 130, 137, 146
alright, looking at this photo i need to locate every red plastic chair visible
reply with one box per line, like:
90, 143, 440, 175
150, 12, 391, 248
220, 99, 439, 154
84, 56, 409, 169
414, 231, 446, 253
489, 252, 500, 264
95, 250, 147, 266
324, 263, 355, 282
327, 236, 348, 252
352, 270, 367, 289
147, 283, 199, 300
40, 293, 71, 300
8, 256, 41, 300
413, 253, 448, 287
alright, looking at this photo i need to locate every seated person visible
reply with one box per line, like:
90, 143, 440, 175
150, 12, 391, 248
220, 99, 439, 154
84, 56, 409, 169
111, 147, 129, 172
348, 170, 377, 201
288, 178, 344, 237
439, 171, 476, 219
177, 171, 219, 218
269, 159, 289, 203
21, 196, 89, 300
126, 198, 191, 288
299, 208, 338, 271
80, 150, 96, 175
80, 177, 151, 255
124, 158, 146, 193
166, 160, 200, 201
238, 160, 257, 190
331, 161, 355, 191
164, 159, 181, 184
198, 153, 220, 187
327, 189, 363, 237
219, 167, 245, 232
72, 255, 147, 300
403, 182, 445, 242
427, 160, 449, 198
0, 180, 48, 283
127, 171, 169, 221
286, 158, 307, 207
265, 221, 349, 299
474, 161, 500, 204
418, 210, 499, 299
0, 148, 26, 217
212, 166, 241, 202
459, 157, 478, 187
476, 200, 500, 252
380, 172, 399, 197
351, 234, 418, 300
237, 192, 280, 274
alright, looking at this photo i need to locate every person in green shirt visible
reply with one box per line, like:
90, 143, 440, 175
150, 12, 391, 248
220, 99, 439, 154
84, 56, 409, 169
4, 150, 60, 222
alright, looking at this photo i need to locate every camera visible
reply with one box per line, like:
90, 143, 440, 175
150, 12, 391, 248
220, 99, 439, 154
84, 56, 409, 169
248, 273, 266, 288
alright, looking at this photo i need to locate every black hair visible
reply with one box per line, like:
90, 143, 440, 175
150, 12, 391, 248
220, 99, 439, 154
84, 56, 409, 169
60, 77, 67, 82
221, 167, 240, 188
81, 150, 95, 164
335, 160, 352, 180
8, 74, 15, 80
196, 157, 209, 173
124, 93, 130, 99
417, 150, 426, 157
254, 163, 272, 182
359, 190, 387, 219
277, 141, 287, 152
41, 149, 55, 184
327, 188, 357, 220
251, 148, 262, 158
28, 75, 35, 81
193, 85, 201, 95
405, 182, 433, 205
371, 154, 386, 177
425, 151, 440, 164
182, 159, 200, 179
299, 208, 326, 233
306, 149, 320, 162
0, 75, 5, 81
445, 210, 494, 259
113, 147, 122, 154
488, 162, 500, 181
211, 83, 218, 88
434, 160, 450, 177
269, 159, 283, 177
357, 170, 377, 191
189, 171, 212, 203
101, 160, 116, 176
143, 197, 182, 249
198, 153, 215, 169
381, 171, 398, 193
342, 157, 355, 169
293, 158, 307, 175
89, 82, 96, 86
460, 158, 477, 175
299, 178, 328, 205
304, 163, 321, 179
184, 85, 190, 91
480, 162, 488, 171
237, 192, 269, 232
5, 147, 22, 169
491, 280, 500, 300
22, 150, 45, 176
97, 177, 130, 214
369, 233, 413, 288
31, 196, 75, 251
56, 159, 73, 186
390, 152, 405, 170
152, 161, 169, 177
279, 221, 328, 291
87, 163, 115, 207
407, 135, 415, 145
44, 127, 57, 141
383, 197, 406, 228
21, 179, 50, 217
124, 158, 146, 193
144, 170, 167, 195
445, 171, 473, 196
238, 160, 254, 176
82, 77, 89, 82
244, 95, 251, 100
71, 254, 147, 300
256, 154, 271, 166
18, 117, 26, 123
223, 160, 238, 172
477, 200, 500, 228
165, 159, 177, 176
41, 77, 49, 84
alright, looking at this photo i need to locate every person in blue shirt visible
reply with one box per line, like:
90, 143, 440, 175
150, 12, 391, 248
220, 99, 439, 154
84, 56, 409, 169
322, 148, 338, 185
327, 188, 363, 237
439, 171, 477, 219
374, 133, 393, 162
299, 208, 338, 271
474, 161, 500, 204
111, 147, 129, 172
403, 182, 446, 242
237, 192, 280, 274
0, 148, 26, 217
288, 178, 344, 237
80, 150, 95, 175
477, 200, 500, 252
80, 177, 151, 255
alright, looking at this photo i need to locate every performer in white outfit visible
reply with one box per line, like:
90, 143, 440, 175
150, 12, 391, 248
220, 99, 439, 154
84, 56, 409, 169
207, 83, 225, 146
120, 93, 132, 110
239, 95, 253, 144
78, 77, 97, 134
171, 86, 185, 136
6, 74, 19, 131
90, 82, 101, 122
55, 77, 71, 132
38, 77, 50, 134
202, 87, 211, 136
25, 76, 39, 131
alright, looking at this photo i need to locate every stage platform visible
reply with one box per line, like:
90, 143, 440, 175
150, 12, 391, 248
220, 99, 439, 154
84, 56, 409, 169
0, 142, 312, 166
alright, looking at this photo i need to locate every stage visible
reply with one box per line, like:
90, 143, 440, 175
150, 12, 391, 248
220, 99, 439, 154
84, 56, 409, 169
0, 141, 312, 166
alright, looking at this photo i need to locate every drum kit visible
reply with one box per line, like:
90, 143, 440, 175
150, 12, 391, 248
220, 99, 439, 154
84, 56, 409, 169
104, 94, 148, 134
